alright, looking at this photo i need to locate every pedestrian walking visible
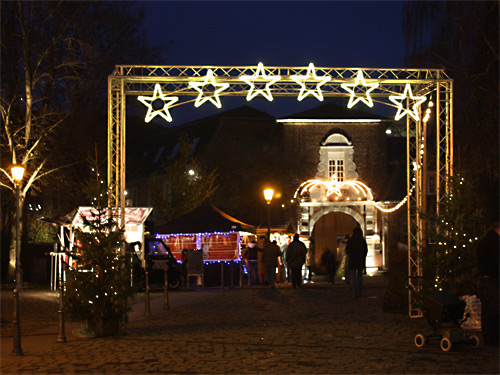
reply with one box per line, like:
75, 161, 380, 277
262, 239, 281, 288
338, 234, 350, 284
286, 234, 307, 288
345, 227, 368, 298
321, 247, 338, 284
304, 246, 314, 282
242, 241, 261, 285
476, 221, 499, 346
280, 236, 292, 283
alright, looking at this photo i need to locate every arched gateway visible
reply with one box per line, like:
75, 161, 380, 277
107, 64, 453, 316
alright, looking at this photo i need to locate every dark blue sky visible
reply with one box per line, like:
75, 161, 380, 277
141, 1, 407, 124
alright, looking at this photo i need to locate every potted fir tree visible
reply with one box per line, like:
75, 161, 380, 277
64, 159, 135, 337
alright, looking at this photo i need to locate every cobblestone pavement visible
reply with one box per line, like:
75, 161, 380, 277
1, 275, 499, 374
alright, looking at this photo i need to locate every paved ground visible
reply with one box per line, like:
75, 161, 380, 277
1, 274, 499, 374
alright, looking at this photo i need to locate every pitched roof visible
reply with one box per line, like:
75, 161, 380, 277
127, 105, 276, 180
281, 101, 390, 120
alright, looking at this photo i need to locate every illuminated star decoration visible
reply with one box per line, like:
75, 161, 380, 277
189, 69, 230, 108
389, 84, 427, 121
291, 63, 331, 101
341, 70, 379, 108
240, 62, 281, 101
138, 84, 179, 123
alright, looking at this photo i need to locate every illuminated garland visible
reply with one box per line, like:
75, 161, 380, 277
291, 63, 331, 101
373, 187, 414, 213
341, 70, 379, 108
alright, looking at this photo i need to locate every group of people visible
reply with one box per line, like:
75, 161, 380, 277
242, 227, 369, 297
242, 233, 308, 289
321, 228, 368, 297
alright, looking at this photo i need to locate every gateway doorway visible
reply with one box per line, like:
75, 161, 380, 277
311, 211, 358, 268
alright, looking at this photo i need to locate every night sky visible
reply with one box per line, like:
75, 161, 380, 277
140, 1, 407, 125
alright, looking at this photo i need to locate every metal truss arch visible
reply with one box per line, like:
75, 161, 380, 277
107, 65, 453, 317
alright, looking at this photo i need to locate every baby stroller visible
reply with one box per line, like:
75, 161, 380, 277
407, 276, 480, 352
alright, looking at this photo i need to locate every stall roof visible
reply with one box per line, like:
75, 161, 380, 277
155, 202, 256, 235
41, 207, 153, 228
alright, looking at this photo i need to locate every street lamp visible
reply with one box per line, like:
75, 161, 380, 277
263, 188, 274, 238
11, 163, 25, 356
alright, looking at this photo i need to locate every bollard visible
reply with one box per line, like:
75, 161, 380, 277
57, 264, 66, 343
145, 270, 151, 316
239, 260, 243, 288
221, 261, 224, 292
163, 268, 170, 310
230, 260, 234, 289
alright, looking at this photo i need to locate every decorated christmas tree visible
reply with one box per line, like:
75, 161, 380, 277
64, 158, 134, 337
421, 174, 485, 296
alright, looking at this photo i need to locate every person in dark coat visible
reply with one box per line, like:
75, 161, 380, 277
242, 241, 261, 285
286, 234, 307, 288
321, 247, 338, 284
262, 239, 281, 288
345, 227, 368, 298
476, 221, 500, 346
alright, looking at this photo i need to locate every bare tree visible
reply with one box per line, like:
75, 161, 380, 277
1, 1, 161, 281
1, 2, 82, 280
403, 1, 499, 221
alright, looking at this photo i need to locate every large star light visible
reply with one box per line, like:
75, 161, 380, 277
240, 62, 281, 101
138, 84, 179, 123
189, 69, 230, 108
341, 70, 379, 108
291, 63, 331, 101
389, 84, 427, 121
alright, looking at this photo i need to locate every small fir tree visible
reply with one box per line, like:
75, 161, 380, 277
421, 174, 486, 296
64, 158, 134, 336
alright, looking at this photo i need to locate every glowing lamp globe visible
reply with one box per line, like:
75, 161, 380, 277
264, 189, 274, 204
11, 164, 25, 185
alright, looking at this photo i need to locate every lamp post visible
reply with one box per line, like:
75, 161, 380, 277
263, 189, 274, 238
11, 164, 25, 356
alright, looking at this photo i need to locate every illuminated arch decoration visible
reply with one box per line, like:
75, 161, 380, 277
341, 70, 379, 108
291, 63, 331, 101
108, 64, 453, 318
137, 84, 179, 123
240, 62, 281, 101
189, 69, 229, 108
294, 174, 373, 201
389, 83, 427, 121
295, 174, 415, 214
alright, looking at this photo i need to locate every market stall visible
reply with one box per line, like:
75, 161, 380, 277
155, 202, 256, 261
43, 206, 152, 290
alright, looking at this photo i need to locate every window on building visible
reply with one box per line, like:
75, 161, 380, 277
153, 146, 165, 163
170, 142, 180, 159
328, 159, 344, 181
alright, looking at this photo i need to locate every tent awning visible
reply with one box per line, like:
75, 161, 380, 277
155, 202, 256, 234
